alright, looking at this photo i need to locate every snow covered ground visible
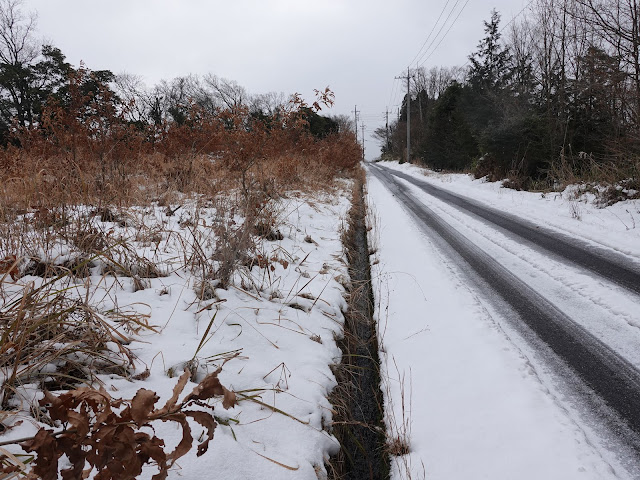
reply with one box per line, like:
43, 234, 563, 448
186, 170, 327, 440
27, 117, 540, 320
1, 189, 351, 479
4, 160, 640, 479
368, 161, 640, 479
380, 161, 640, 262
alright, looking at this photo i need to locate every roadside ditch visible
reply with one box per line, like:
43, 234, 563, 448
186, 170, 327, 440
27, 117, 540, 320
329, 171, 389, 480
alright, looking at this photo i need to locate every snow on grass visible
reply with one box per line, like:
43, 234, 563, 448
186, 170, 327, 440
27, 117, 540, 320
0, 189, 351, 479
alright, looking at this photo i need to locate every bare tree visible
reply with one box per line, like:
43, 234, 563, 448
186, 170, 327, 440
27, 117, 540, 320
327, 114, 353, 133
114, 72, 151, 125
0, 0, 37, 65
0, 0, 40, 128
152, 75, 201, 125
202, 74, 247, 113
506, 17, 536, 97
574, 0, 640, 122
249, 91, 287, 117
412, 66, 461, 100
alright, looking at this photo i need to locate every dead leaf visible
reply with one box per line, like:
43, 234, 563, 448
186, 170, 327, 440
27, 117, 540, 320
184, 370, 224, 403
132, 368, 150, 381
222, 387, 237, 410
136, 433, 166, 470
59, 435, 86, 480
66, 409, 90, 438
22, 367, 233, 478
129, 389, 159, 425
163, 413, 193, 463
40, 390, 70, 424
158, 370, 189, 415
0, 255, 19, 281
186, 411, 217, 456
21, 429, 61, 480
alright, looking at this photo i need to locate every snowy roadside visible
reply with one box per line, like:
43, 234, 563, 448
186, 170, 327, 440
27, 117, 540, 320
0, 189, 351, 479
367, 168, 636, 479
379, 161, 640, 262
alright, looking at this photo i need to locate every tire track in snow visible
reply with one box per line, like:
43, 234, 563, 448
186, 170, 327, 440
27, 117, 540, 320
369, 164, 640, 439
394, 176, 640, 366
378, 165, 640, 296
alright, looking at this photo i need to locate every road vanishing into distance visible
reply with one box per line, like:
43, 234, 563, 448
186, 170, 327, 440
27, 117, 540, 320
369, 163, 640, 468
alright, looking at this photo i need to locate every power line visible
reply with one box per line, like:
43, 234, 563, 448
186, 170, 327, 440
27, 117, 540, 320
388, 77, 399, 109
417, 0, 471, 68
498, 0, 536, 35
414, 0, 463, 67
389, 0, 459, 118
391, 76, 404, 112
386, 76, 403, 127
408, 0, 454, 66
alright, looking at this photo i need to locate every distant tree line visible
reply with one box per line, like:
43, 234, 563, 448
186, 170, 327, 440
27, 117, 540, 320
377, 0, 640, 190
0, 0, 362, 209
0, 0, 350, 148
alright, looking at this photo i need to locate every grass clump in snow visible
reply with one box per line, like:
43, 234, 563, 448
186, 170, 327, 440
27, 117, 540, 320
0, 276, 137, 411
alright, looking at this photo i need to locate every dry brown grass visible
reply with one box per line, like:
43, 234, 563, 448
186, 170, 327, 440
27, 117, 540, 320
0, 277, 139, 410
0, 83, 362, 478
327, 167, 390, 480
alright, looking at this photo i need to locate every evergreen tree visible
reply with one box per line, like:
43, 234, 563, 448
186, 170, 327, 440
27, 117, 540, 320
420, 82, 478, 171
301, 108, 339, 138
0, 45, 72, 143
467, 10, 512, 93
568, 46, 625, 156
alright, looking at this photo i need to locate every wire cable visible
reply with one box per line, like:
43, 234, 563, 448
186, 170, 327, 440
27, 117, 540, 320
408, 0, 454, 66
387, 77, 398, 112
414, 0, 463, 67
417, 0, 470, 68
500, 0, 536, 34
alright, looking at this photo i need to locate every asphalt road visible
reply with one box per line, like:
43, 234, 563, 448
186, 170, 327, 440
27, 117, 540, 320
369, 163, 640, 439
380, 166, 640, 296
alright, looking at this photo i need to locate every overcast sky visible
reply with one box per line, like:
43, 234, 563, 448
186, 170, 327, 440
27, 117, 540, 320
24, 0, 529, 159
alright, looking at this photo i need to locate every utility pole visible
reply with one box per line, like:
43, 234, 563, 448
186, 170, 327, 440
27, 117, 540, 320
354, 105, 360, 143
405, 67, 411, 163
385, 108, 390, 153
396, 68, 413, 163
361, 124, 366, 160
